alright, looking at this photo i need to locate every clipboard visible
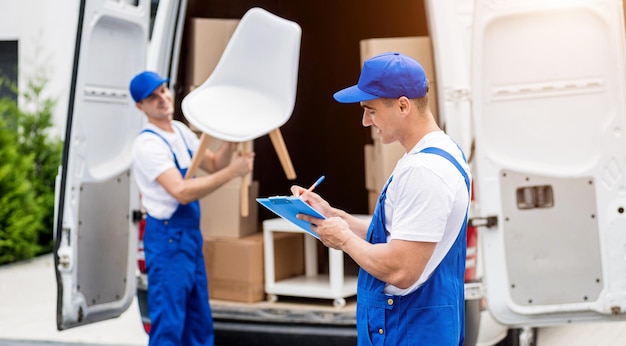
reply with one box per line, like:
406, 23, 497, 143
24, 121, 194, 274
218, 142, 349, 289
256, 196, 326, 239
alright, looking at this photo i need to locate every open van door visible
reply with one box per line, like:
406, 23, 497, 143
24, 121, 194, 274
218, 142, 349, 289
53, 0, 150, 330
473, 0, 626, 327
425, 0, 474, 155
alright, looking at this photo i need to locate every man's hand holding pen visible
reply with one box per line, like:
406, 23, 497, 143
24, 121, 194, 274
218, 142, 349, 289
291, 175, 331, 216
292, 176, 350, 250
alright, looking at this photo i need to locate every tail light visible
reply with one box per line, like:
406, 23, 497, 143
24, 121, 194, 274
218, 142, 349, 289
465, 182, 477, 282
465, 224, 478, 282
142, 321, 151, 334
137, 218, 147, 273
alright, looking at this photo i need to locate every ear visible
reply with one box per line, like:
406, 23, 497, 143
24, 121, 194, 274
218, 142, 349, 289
135, 102, 143, 112
397, 96, 411, 114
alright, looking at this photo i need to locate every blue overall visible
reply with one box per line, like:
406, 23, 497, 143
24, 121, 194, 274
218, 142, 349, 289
356, 147, 470, 346
141, 128, 214, 346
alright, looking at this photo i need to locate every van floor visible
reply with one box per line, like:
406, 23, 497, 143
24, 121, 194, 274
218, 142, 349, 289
210, 295, 357, 325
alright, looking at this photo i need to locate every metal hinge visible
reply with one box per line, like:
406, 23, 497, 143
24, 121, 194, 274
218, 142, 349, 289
464, 282, 483, 300
468, 216, 498, 228
58, 253, 71, 268
132, 210, 144, 223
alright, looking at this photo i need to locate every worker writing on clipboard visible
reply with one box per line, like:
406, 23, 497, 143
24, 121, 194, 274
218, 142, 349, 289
293, 52, 471, 345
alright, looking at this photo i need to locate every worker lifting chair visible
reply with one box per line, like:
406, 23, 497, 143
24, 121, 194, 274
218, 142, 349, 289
181, 7, 301, 216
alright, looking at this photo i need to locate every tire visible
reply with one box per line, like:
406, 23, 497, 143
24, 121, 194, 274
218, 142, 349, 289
497, 327, 538, 346
464, 298, 481, 346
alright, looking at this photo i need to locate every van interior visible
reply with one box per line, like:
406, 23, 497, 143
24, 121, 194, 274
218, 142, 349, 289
175, 0, 431, 222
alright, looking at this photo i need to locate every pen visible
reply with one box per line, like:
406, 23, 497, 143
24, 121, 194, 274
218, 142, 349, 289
306, 175, 325, 193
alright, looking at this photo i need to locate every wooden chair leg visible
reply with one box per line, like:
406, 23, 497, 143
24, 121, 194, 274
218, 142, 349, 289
240, 141, 251, 217
269, 128, 296, 180
185, 133, 211, 179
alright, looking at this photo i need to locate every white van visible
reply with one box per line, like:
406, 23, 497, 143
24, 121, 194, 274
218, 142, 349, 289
54, 0, 626, 345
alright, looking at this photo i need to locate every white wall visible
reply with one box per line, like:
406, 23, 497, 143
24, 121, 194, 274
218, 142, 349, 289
0, 0, 79, 139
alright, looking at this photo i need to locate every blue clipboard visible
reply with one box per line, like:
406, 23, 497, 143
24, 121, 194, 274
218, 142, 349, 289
256, 196, 326, 239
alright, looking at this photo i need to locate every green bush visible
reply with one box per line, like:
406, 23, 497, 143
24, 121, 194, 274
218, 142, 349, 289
0, 75, 63, 264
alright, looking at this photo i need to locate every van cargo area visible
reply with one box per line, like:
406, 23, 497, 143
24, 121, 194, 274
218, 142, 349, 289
127, 2, 484, 345
175, 0, 432, 216
135, 1, 476, 345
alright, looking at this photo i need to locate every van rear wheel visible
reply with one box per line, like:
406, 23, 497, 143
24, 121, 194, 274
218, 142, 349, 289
497, 327, 537, 346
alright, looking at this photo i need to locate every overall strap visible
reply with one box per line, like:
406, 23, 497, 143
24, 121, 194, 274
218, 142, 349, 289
140, 126, 195, 170
171, 123, 194, 159
140, 129, 182, 170
139, 128, 202, 223
419, 147, 470, 193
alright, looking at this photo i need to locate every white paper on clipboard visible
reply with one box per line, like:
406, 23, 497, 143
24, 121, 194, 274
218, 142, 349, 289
256, 196, 326, 239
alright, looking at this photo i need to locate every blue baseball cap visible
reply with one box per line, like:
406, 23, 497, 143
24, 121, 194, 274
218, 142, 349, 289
333, 52, 428, 103
129, 71, 169, 102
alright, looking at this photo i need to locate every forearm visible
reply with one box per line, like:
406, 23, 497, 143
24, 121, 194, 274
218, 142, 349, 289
169, 167, 238, 204
342, 236, 398, 283
200, 143, 235, 173
330, 208, 369, 239
211, 144, 235, 171
342, 238, 430, 289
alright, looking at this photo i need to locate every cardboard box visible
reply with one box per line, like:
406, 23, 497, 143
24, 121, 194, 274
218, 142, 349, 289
364, 144, 376, 191
368, 190, 380, 215
199, 175, 259, 239
186, 18, 240, 86
364, 140, 405, 193
360, 36, 439, 123
203, 233, 265, 303
203, 232, 305, 303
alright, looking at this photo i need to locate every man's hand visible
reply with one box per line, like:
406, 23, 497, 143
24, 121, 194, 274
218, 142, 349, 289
297, 214, 352, 250
228, 151, 255, 177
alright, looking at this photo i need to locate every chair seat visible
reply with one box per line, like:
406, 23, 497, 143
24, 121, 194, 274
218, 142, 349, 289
180, 7, 301, 216
183, 85, 289, 142
181, 7, 300, 143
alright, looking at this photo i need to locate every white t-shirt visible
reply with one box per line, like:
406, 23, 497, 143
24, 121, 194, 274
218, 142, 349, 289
131, 121, 200, 220
383, 131, 471, 296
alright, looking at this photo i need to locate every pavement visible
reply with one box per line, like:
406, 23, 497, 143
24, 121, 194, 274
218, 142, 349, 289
0, 254, 148, 346
3, 254, 626, 345
538, 321, 626, 346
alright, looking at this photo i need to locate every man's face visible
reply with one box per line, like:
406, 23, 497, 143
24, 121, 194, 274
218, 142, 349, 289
360, 98, 400, 145
137, 84, 174, 119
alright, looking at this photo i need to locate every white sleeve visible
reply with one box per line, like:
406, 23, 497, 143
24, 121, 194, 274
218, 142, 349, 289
387, 163, 454, 242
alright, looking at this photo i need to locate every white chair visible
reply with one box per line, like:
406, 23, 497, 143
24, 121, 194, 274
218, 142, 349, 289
181, 7, 301, 216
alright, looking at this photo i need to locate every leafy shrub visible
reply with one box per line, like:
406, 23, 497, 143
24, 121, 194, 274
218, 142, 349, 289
0, 75, 63, 264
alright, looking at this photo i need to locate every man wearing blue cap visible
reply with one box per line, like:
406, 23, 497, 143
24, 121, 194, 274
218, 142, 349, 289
294, 52, 471, 345
129, 71, 255, 346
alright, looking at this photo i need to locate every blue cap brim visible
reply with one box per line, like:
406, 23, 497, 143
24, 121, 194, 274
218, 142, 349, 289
333, 85, 379, 104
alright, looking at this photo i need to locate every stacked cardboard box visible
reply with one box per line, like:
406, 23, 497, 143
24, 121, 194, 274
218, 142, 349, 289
364, 141, 406, 213
203, 232, 304, 303
197, 174, 259, 239
187, 18, 305, 303
360, 36, 438, 213
186, 18, 240, 88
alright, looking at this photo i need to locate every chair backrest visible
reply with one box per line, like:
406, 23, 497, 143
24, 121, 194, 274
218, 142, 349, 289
181, 7, 302, 142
